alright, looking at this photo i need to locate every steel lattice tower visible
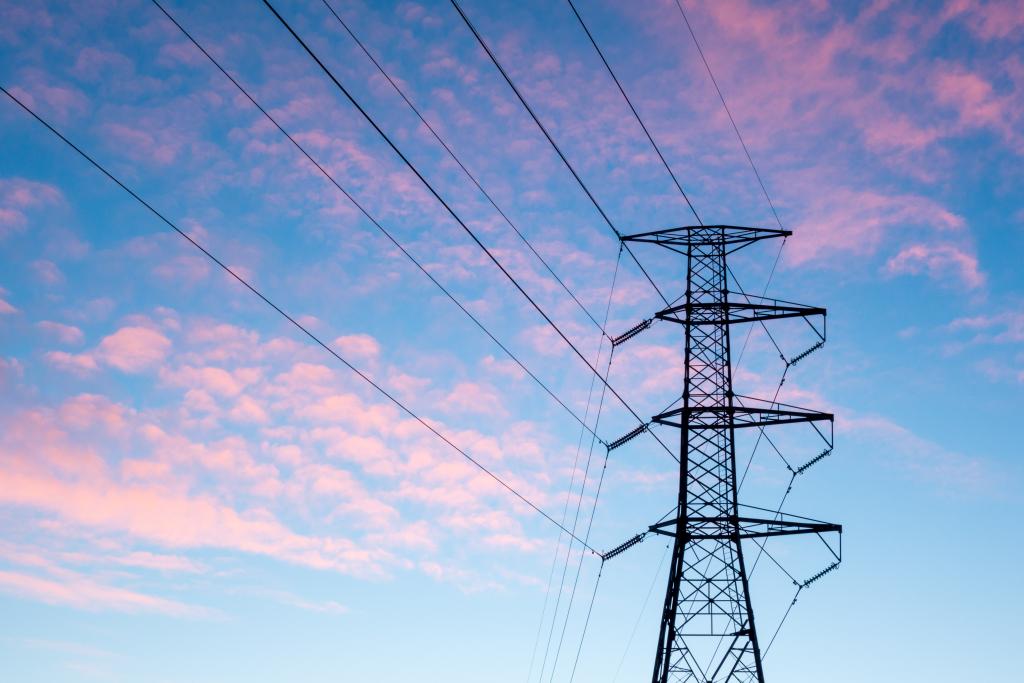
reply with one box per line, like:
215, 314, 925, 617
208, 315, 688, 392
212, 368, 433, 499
616, 225, 840, 683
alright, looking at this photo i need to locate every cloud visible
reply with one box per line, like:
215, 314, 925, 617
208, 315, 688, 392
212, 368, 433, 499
0, 461, 387, 578
30, 260, 64, 285
44, 350, 98, 375
101, 123, 183, 166
37, 321, 84, 345
48, 326, 172, 376
787, 189, 966, 266
160, 364, 260, 398
0, 568, 203, 616
440, 380, 507, 417
95, 326, 171, 373
333, 333, 381, 361
885, 242, 985, 288
840, 414, 996, 494
944, 0, 1024, 41
947, 311, 1024, 345
152, 254, 211, 285
58, 394, 130, 435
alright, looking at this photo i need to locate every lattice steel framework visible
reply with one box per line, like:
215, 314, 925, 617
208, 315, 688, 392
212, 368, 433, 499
618, 225, 840, 683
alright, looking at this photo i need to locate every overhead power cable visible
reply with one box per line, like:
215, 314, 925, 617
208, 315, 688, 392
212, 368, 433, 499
674, 0, 784, 231
572, 0, 794, 380
672, 0, 791, 372
611, 542, 670, 683
318, 0, 607, 337
448, 0, 670, 308
528, 247, 620, 683
0, 83, 598, 555
566, 0, 701, 225
546, 343, 615, 683
263, 0, 678, 464
149, 0, 603, 448
566, 560, 602, 683
536, 249, 619, 683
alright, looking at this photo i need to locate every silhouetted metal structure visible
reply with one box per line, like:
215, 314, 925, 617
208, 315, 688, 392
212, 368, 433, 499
615, 225, 840, 683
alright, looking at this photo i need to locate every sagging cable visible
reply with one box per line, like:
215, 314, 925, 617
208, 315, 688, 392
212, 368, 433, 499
794, 447, 833, 476
607, 423, 649, 451
787, 340, 825, 367
602, 532, 646, 562
612, 318, 652, 347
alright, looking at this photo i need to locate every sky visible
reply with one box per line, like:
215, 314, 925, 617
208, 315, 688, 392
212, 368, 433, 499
0, 0, 1022, 681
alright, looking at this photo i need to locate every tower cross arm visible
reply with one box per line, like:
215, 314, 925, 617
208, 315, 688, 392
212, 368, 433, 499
648, 515, 842, 540
654, 299, 826, 326
620, 224, 791, 253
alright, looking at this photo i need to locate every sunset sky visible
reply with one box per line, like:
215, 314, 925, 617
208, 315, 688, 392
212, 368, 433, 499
1, 0, 1022, 681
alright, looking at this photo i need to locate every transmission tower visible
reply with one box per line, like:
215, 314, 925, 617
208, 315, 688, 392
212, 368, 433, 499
606, 224, 840, 683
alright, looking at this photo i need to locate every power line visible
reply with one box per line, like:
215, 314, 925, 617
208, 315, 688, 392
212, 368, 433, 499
573, 0, 793, 380
528, 247, 620, 683
545, 345, 614, 682
540, 255, 624, 683
540, 261, 620, 682
566, 560, 602, 683
263, 0, 678, 464
566, 0, 702, 225
611, 542, 670, 683
0, 82, 599, 555
570, 0, 792, 385
318, 0, 608, 337
148, 0, 606, 458
448, 0, 670, 308
673, 0, 793, 373
673, 0, 784, 231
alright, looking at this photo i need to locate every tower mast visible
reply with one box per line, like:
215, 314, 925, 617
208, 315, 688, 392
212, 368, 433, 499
617, 224, 840, 683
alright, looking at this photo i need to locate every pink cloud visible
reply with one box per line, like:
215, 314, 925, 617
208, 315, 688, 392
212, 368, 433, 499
311, 427, 399, 477
228, 396, 270, 424
299, 393, 398, 433
271, 362, 337, 396
95, 326, 171, 373
787, 188, 966, 265
0, 461, 386, 578
885, 242, 985, 288
440, 380, 507, 417
0, 177, 62, 238
945, 0, 1024, 40
72, 46, 134, 81
0, 357, 23, 387
160, 365, 259, 398
58, 394, 130, 435
0, 568, 203, 616
44, 350, 98, 375
948, 311, 1024, 344
6, 81, 88, 124
107, 550, 205, 574
839, 413, 995, 493
30, 259, 64, 285
46, 326, 171, 376
480, 354, 527, 380
152, 254, 211, 285
101, 123, 182, 166
333, 333, 381, 361
932, 66, 1020, 148
37, 321, 84, 345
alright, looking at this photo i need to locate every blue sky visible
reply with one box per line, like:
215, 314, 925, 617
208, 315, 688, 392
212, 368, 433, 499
1, 0, 1022, 681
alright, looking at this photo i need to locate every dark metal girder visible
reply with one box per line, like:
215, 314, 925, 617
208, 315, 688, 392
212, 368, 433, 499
620, 224, 790, 253
652, 405, 834, 430
655, 300, 826, 326
648, 515, 842, 540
